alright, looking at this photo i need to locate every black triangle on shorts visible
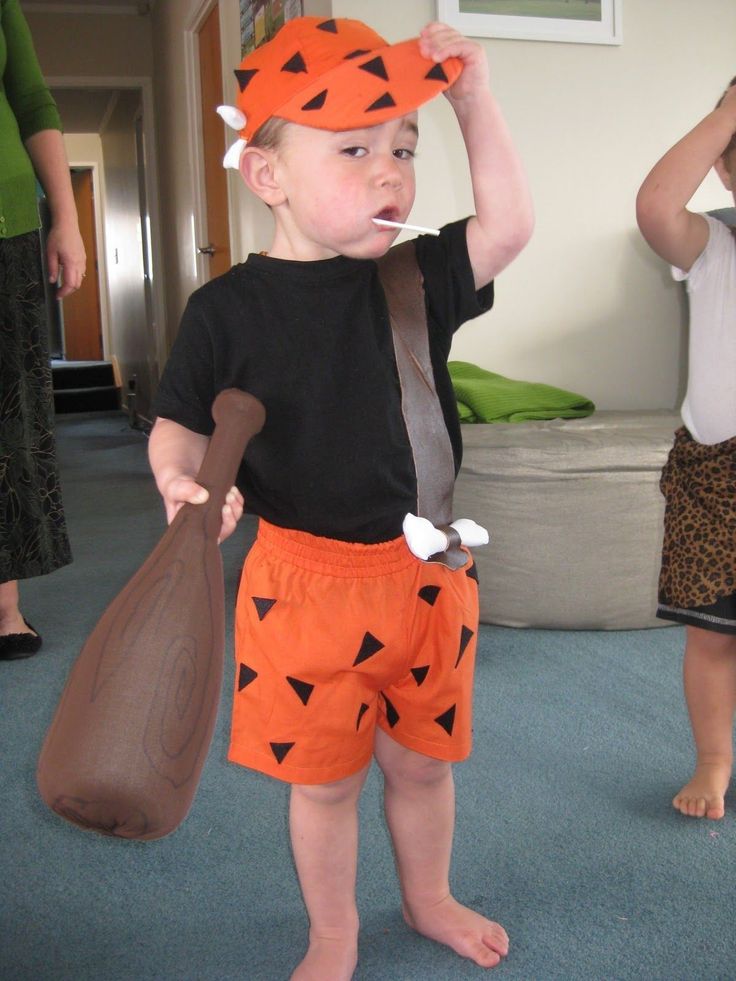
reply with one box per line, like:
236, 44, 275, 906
382, 693, 400, 728
238, 663, 258, 691
286, 676, 314, 706
270, 741, 295, 764
353, 631, 385, 666
252, 596, 277, 621
434, 705, 456, 736
455, 625, 474, 667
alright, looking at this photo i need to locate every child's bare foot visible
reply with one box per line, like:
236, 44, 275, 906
403, 895, 509, 968
290, 934, 358, 981
672, 760, 732, 819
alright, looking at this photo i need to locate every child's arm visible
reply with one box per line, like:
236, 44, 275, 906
148, 417, 243, 543
636, 85, 736, 272
419, 23, 534, 289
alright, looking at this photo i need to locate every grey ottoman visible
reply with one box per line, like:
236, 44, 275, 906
453, 411, 681, 629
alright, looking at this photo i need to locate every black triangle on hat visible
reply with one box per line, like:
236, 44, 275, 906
344, 48, 371, 60
317, 18, 338, 33
282, 51, 307, 74
366, 92, 396, 112
425, 63, 449, 83
235, 67, 259, 91
359, 56, 389, 81
302, 89, 328, 112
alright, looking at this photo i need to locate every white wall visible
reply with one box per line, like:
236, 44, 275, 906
332, 0, 736, 410
99, 91, 156, 414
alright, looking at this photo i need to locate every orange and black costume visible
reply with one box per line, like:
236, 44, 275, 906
153, 220, 493, 782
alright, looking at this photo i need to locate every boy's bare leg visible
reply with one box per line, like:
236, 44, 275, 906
374, 729, 508, 969
289, 766, 369, 981
673, 624, 736, 819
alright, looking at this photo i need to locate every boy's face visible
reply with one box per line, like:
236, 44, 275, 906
266, 113, 419, 261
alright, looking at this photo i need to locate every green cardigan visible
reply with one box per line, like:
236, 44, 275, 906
0, 0, 62, 240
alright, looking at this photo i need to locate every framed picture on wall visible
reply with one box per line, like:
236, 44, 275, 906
240, 0, 305, 56
436, 1, 622, 46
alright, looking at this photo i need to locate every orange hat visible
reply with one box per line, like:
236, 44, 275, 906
217, 16, 462, 168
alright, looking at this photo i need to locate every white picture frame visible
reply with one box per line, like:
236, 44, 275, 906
436, 1, 622, 46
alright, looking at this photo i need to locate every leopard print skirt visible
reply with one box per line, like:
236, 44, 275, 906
657, 426, 736, 629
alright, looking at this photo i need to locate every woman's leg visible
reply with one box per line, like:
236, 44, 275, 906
0, 580, 34, 636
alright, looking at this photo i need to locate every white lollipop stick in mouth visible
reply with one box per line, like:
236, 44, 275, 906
372, 218, 440, 236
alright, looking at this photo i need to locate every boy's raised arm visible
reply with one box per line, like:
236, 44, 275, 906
636, 84, 736, 272
419, 23, 534, 289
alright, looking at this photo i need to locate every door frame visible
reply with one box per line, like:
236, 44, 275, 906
46, 74, 167, 378
185, 0, 241, 286
50, 156, 108, 357
66, 165, 104, 360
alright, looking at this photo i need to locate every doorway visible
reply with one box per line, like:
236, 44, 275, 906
197, 1, 231, 279
48, 78, 165, 422
62, 168, 103, 361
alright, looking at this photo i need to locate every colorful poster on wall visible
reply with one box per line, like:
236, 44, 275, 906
240, 0, 304, 56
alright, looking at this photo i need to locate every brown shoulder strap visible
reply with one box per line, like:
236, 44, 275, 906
376, 241, 456, 528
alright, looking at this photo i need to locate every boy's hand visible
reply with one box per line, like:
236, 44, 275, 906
417, 22, 533, 288
637, 80, 736, 272
418, 22, 490, 108
160, 477, 244, 544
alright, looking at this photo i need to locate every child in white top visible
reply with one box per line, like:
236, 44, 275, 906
637, 77, 736, 820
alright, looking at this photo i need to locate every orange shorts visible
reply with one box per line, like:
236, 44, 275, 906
228, 520, 480, 785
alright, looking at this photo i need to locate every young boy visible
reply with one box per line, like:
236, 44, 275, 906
637, 78, 736, 821
150, 16, 533, 978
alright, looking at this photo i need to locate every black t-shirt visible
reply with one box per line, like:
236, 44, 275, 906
153, 218, 493, 543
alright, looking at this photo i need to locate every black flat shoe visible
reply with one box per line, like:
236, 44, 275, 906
0, 620, 43, 660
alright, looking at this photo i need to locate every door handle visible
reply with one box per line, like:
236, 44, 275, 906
197, 244, 216, 256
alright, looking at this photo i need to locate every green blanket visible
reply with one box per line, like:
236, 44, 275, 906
448, 361, 595, 423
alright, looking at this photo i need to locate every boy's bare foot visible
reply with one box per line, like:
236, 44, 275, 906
290, 934, 358, 981
403, 895, 509, 968
672, 760, 732, 819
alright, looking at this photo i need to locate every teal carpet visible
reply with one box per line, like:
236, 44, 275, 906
1, 412, 734, 980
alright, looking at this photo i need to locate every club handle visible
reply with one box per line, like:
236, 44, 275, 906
193, 389, 266, 513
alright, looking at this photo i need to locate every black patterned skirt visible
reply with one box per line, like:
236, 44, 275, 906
0, 230, 72, 582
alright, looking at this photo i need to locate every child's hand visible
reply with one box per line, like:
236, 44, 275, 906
718, 83, 736, 132
720, 83, 736, 111
418, 22, 490, 109
160, 477, 244, 544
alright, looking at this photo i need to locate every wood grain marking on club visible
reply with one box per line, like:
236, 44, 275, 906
37, 389, 266, 839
